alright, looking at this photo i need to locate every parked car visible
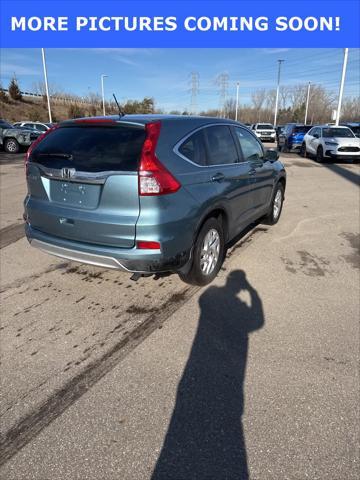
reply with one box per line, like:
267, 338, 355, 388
0, 119, 40, 153
340, 122, 360, 138
13, 121, 54, 133
301, 125, 360, 162
275, 125, 285, 143
278, 124, 313, 152
24, 115, 286, 285
252, 123, 276, 142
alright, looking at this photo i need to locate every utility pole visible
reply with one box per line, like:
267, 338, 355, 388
235, 82, 240, 121
335, 48, 349, 126
189, 72, 199, 115
304, 81, 311, 125
41, 48, 52, 123
101, 74, 108, 116
273, 59, 284, 127
216, 73, 229, 118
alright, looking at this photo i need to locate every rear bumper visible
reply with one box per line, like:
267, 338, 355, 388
26, 225, 190, 274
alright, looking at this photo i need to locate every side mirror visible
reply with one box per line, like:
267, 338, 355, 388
265, 148, 279, 162
313, 133, 319, 139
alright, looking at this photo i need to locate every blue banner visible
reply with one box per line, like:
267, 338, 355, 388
0, 0, 359, 48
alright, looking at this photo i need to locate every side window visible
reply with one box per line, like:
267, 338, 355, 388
312, 127, 319, 137
24, 123, 34, 129
204, 126, 238, 165
234, 127, 264, 162
35, 124, 47, 132
178, 130, 207, 166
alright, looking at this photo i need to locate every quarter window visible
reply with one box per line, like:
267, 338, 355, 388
204, 126, 238, 165
234, 127, 264, 162
178, 130, 207, 166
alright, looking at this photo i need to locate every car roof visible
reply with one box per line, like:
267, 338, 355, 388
61, 114, 248, 128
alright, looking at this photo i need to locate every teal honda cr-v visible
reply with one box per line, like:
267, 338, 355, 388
24, 115, 286, 285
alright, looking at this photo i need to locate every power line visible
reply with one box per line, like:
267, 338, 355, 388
189, 72, 199, 115
215, 73, 229, 117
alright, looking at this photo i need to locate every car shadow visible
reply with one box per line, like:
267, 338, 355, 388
151, 270, 265, 480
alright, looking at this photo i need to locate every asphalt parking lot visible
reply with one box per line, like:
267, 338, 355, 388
0, 148, 359, 479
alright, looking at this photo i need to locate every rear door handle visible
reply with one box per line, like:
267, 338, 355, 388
211, 173, 225, 182
248, 169, 257, 176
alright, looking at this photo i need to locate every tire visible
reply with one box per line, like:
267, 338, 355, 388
316, 146, 324, 163
4, 138, 20, 154
283, 141, 289, 153
300, 143, 307, 158
277, 143, 282, 152
179, 217, 224, 286
263, 183, 285, 225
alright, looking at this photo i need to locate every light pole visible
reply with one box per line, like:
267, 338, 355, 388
304, 82, 311, 125
335, 48, 349, 126
235, 82, 240, 121
273, 59, 284, 127
41, 48, 52, 123
101, 74, 108, 116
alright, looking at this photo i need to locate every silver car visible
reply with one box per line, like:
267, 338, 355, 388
0, 119, 40, 153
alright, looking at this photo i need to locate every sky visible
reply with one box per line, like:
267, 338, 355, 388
0, 48, 359, 112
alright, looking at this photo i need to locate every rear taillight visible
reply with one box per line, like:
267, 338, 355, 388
139, 122, 181, 196
25, 125, 59, 173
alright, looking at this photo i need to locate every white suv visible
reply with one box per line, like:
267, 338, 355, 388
252, 123, 276, 143
301, 125, 360, 163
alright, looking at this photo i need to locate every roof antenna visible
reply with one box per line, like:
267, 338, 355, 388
112, 93, 125, 118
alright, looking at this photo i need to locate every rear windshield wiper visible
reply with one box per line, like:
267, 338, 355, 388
36, 153, 73, 159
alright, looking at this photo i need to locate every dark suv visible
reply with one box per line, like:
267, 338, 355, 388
24, 115, 286, 285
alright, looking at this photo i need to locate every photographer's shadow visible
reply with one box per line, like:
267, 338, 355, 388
152, 270, 264, 480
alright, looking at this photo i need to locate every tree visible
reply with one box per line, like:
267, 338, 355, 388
68, 103, 85, 119
8, 77, 22, 101
0, 83, 8, 103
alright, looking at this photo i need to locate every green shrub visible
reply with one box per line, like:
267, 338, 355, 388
8, 77, 22, 101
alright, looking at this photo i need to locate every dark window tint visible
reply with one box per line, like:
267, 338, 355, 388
178, 130, 206, 166
30, 126, 146, 172
323, 127, 354, 138
293, 126, 312, 133
204, 126, 238, 165
235, 127, 264, 162
34, 124, 47, 132
0, 121, 13, 129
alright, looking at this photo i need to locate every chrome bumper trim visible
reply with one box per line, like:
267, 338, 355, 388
30, 238, 130, 271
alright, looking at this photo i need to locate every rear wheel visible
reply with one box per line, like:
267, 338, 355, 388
300, 142, 307, 157
179, 217, 224, 286
263, 183, 284, 225
4, 138, 20, 154
316, 146, 324, 163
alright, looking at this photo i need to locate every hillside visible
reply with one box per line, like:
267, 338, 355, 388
0, 98, 101, 123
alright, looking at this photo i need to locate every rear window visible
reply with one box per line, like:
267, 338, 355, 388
257, 124, 273, 130
293, 126, 312, 133
30, 125, 146, 172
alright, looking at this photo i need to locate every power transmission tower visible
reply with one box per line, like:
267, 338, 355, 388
189, 72, 199, 115
216, 73, 229, 118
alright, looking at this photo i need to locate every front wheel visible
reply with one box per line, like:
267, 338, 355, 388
316, 146, 324, 163
300, 143, 307, 158
179, 217, 224, 286
263, 183, 285, 225
4, 138, 20, 154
